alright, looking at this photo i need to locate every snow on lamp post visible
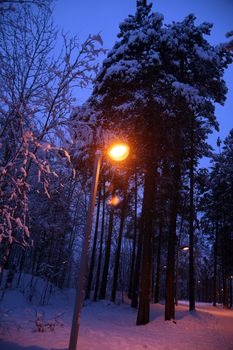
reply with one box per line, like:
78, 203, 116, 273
68, 143, 129, 350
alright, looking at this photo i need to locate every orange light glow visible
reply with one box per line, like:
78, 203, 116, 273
108, 195, 121, 206
108, 143, 129, 162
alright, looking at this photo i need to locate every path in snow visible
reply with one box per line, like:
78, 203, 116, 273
0, 290, 233, 350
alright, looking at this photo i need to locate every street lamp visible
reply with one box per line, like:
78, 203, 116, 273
68, 143, 129, 350
108, 143, 129, 162
181, 246, 189, 251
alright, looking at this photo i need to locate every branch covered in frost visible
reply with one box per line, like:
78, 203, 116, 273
0, 0, 105, 255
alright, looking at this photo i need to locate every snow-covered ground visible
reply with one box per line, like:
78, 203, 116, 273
0, 289, 233, 350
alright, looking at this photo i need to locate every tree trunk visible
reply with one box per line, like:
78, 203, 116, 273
131, 214, 143, 308
99, 188, 115, 299
94, 182, 106, 301
85, 183, 102, 299
189, 129, 195, 311
222, 217, 229, 308
16, 250, 25, 288
213, 221, 219, 306
154, 220, 162, 303
230, 277, 232, 308
111, 188, 128, 302
174, 196, 186, 306
136, 163, 156, 325
128, 171, 138, 299
165, 162, 180, 321
222, 272, 228, 308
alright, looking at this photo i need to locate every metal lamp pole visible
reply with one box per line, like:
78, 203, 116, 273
69, 150, 102, 350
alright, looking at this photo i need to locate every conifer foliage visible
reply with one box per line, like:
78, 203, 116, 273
201, 130, 233, 308
91, 0, 232, 324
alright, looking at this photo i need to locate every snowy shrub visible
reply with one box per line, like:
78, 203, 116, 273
34, 311, 64, 332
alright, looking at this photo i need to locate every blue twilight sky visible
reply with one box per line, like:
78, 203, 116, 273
54, 0, 233, 155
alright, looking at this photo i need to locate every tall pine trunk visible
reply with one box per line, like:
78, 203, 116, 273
230, 277, 233, 308
94, 182, 106, 301
85, 183, 102, 299
154, 220, 162, 303
189, 122, 195, 311
99, 188, 115, 299
111, 187, 128, 302
165, 162, 180, 321
136, 162, 156, 325
128, 171, 138, 299
175, 197, 186, 306
222, 218, 229, 308
213, 220, 219, 306
131, 214, 143, 308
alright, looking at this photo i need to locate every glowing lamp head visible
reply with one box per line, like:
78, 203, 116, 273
108, 143, 129, 162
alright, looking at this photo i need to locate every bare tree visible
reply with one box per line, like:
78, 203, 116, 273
0, 1, 104, 270
0, 0, 51, 12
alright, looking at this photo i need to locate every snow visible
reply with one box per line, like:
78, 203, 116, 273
104, 60, 140, 80
0, 289, 233, 350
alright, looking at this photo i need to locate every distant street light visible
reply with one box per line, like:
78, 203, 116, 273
175, 245, 190, 306
68, 143, 129, 350
181, 246, 189, 251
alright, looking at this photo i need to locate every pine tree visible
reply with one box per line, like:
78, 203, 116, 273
90, 0, 232, 323
202, 130, 233, 308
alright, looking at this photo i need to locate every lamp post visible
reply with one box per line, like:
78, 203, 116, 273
68, 143, 129, 350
